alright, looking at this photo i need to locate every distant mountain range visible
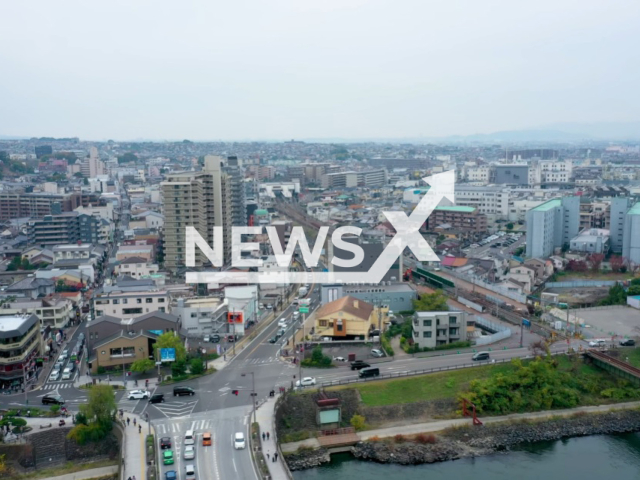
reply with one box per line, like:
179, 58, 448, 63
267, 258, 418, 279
2, 121, 639, 144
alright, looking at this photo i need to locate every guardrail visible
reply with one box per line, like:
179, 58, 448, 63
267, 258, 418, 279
320, 358, 513, 386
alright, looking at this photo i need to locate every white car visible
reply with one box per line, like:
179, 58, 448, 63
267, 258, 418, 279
371, 349, 384, 358
278, 319, 288, 328
185, 464, 196, 480
295, 377, 316, 387
50, 370, 61, 381
234, 432, 246, 450
333, 356, 346, 362
127, 389, 150, 400
183, 445, 195, 460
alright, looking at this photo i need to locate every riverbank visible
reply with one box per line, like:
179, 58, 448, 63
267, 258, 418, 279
286, 408, 640, 470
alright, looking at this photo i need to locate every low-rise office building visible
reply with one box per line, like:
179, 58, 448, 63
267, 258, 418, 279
94, 290, 169, 317
411, 310, 468, 349
321, 283, 417, 313
570, 228, 610, 254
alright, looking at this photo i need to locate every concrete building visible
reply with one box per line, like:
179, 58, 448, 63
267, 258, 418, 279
321, 283, 417, 313
609, 197, 631, 253
493, 165, 529, 185
161, 155, 234, 273
170, 296, 227, 338
0, 295, 76, 329
570, 228, 610, 254
0, 314, 42, 388
321, 169, 387, 189
425, 206, 487, 233
453, 185, 510, 220
94, 290, 169, 317
623, 202, 640, 264
26, 212, 105, 246
80, 147, 106, 178
117, 257, 159, 278
525, 196, 580, 258
0, 191, 100, 221
411, 310, 467, 349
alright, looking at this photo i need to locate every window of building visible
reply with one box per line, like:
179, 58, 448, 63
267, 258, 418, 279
449, 316, 457, 324
422, 319, 432, 327
319, 320, 327, 327
123, 308, 143, 315
137, 299, 142, 304
112, 299, 120, 304
423, 331, 432, 338
146, 298, 153, 304
158, 298, 165, 303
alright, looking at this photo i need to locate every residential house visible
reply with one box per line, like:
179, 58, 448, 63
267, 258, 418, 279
411, 311, 468, 349
5, 277, 55, 299
116, 257, 159, 278
93, 289, 169, 317
314, 296, 385, 340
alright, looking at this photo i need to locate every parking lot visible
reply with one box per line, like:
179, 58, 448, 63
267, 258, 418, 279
465, 231, 525, 257
574, 306, 640, 339
314, 343, 388, 365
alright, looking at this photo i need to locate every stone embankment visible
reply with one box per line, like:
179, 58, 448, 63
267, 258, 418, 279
288, 409, 640, 469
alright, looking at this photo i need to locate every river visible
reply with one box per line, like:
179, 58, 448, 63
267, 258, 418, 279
293, 433, 640, 480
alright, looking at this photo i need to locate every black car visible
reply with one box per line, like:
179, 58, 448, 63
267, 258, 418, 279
619, 339, 636, 346
350, 360, 370, 371
269, 336, 278, 344
42, 394, 65, 405
211, 334, 220, 343
149, 393, 165, 404
160, 437, 172, 449
173, 386, 195, 397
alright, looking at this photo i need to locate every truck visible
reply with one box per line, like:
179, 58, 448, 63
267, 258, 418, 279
298, 286, 308, 297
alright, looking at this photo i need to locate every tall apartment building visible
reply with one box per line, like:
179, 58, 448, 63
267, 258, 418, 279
0, 314, 43, 387
80, 147, 106, 178
424, 206, 487, 233
224, 156, 247, 227
622, 202, 640, 264
0, 191, 100, 221
161, 155, 233, 273
534, 159, 573, 184
609, 197, 630, 253
26, 212, 104, 246
525, 196, 580, 258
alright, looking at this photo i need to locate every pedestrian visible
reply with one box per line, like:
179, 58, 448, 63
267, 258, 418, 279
262, 432, 265, 441
275, 452, 278, 461
266, 431, 270, 440
133, 418, 136, 426
266, 452, 270, 460
139, 424, 142, 434
126, 417, 130, 426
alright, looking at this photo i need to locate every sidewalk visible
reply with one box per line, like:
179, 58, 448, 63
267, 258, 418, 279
120, 411, 152, 480
281, 400, 640, 452
44, 465, 119, 480
255, 395, 289, 480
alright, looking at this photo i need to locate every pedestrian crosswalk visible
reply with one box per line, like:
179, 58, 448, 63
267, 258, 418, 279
154, 417, 218, 435
41, 382, 75, 390
239, 357, 277, 365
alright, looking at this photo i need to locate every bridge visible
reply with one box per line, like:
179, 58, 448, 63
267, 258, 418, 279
585, 349, 640, 385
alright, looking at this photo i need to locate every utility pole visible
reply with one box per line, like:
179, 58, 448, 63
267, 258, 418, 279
520, 318, 524, 348
299, 312, 305, 382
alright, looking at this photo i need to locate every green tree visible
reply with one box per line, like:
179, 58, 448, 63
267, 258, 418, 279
171, 360, 187, 377
627, 285, 640, 296
189, 357, 205, 375
130, 358, 155, 374
117, 152, 138, 164
599, 284, 627, 306
506, 223, 514, 230
154, 332, 187, 362
350, 414, 366, 431
80, 384, 117, 427
413, 291, 449, 312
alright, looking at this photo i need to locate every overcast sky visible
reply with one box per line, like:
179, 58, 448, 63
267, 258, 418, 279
1, 0, 639, 141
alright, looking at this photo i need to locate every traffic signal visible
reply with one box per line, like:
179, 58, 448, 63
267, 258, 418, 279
232, 390, 239, 396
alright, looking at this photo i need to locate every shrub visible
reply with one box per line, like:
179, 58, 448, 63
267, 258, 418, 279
394, 434, 405, 443
50, 405, 61, 415
189, 358, 205, 375
350, 414, 366, 431
97, 366, 106, 375
415, 433, 436, 444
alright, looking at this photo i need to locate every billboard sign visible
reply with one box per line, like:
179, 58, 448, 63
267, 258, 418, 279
228, 312, 243, 324
160, 348, 176, 362
299, 307, 309, 313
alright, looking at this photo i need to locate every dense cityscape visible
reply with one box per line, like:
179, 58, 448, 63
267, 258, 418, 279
2, 1, 640, 480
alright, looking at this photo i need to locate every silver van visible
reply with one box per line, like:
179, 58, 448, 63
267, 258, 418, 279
472, 351, 490, 361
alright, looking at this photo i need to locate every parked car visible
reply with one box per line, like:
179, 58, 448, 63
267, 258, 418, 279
619, 339, 636, 346
203, 335, 211, 342
173, 386, 195, 397
350, 360, 370, 371
333, 356, 346, 362
42, 394, 65, 405
211, 334, 221, 343
160, 437, 172, 449
128, 389, 150, 400
295, 377, 316, 387
234, 432, 246, 450
370, 349, 384, 358
149, 393, 165, 404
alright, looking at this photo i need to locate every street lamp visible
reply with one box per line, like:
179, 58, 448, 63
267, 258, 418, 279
241, 372, 256, 425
